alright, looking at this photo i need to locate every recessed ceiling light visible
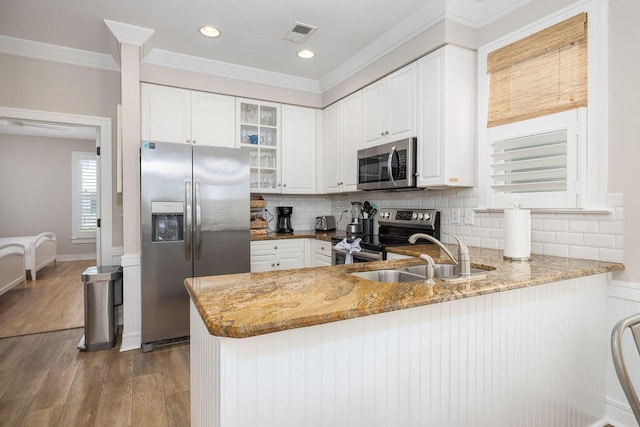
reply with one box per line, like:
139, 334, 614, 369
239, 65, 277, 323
297, 50, 315, 59
199, 26, 220, 38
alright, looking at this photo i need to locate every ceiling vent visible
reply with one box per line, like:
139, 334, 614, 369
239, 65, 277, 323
283, 22, 318, 43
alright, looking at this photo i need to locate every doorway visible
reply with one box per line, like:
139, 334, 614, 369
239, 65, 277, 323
0, 106, 114, 337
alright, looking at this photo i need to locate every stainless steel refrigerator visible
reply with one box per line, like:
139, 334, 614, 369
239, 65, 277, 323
140, 141, 249, 352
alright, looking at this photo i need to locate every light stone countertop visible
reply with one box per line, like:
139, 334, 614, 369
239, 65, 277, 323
185, 243, 624, 339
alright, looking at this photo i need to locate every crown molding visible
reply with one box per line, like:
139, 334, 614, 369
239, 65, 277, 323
142, 49, 322, 94
319, 1, 448, 91
0, 35, 119, 71
0, 0, 529, 94
104, 19, 155, 63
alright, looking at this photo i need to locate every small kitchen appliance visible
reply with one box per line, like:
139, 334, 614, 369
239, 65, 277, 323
357, 137, 417, 191
331, 208, 440, 264
276, 206, 294, 233
346, 201, 364, 234
315, 215, 336, 231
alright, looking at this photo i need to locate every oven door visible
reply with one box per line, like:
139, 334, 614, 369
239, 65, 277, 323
331, 247, 383, 265
357, 138, 416, 191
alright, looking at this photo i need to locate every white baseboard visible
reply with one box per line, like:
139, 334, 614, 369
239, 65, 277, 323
57, 253, 96, 262
120, 331, 141, 352
589, 418, 615, 427
606, 397, 637, 427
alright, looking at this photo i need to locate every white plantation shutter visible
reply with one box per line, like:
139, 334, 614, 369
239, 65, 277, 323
491, 130, 568, 193
486, 110, 581, 208
72, 151, 97, 239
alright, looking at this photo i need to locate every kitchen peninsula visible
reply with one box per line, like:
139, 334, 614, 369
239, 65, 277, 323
186, 246, 623, 427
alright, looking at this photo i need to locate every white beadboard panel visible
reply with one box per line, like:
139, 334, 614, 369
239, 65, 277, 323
191, 275, 610, 426
190, 299, 220, 427
606, 280, 640, 427
120, 254, 141, 351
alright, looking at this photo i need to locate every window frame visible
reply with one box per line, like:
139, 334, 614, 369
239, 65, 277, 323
71, 151, 98, 242
477, 0, 607, 210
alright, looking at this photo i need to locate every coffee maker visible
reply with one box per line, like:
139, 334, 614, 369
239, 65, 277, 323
276, 206, 294, 233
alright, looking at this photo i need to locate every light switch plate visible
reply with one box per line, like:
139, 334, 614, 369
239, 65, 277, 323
451, 208, 460, 224
464, 208, 474, 225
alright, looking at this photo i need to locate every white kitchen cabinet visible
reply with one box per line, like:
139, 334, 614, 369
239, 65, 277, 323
416, 45, 475, 188
250, 239, 305, 272
362, 62, 416, 147
323, 90, 362, 193
312, 239, 332, 266
281, 105, 317, 194
141, 83, 235, 147
237, 99, 281, 193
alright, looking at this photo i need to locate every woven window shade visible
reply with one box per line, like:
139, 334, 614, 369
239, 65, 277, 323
487, 13, 588, 128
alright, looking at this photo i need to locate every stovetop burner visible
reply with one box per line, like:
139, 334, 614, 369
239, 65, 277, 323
331, 209, 440, 252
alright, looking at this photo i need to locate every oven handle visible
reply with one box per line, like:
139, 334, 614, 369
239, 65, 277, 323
332, 247, 382, 261
387, 146, 397, 187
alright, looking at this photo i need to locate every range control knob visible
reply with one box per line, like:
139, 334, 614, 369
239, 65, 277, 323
423, 213, 431, 221
412, 213, 418, 220
384, 211, 390, 218
417, 213, 424, 220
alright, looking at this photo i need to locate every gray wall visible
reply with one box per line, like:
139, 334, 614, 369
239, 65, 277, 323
0, 134, 95, 256
0, 52, 123, 248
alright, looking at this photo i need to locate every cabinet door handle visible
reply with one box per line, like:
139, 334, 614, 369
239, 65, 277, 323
186, 139, 191, 144
278, 183, 281, 187
271, 263, 275, 267
274, 245, 278, 250
283, 184, 287, 188
385, 130, 390, 135
276, 262, 280, 266
380, 132, 385, 136
192, 139, 197, 144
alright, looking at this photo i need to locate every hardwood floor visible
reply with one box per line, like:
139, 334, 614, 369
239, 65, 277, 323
0, 260, 92, 338
0, 328, 190, 426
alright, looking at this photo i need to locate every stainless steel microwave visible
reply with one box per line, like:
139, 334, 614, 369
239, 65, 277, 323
357, 138, 417, 191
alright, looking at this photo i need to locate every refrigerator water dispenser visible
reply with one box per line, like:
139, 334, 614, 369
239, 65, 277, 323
151, 201, 184, 242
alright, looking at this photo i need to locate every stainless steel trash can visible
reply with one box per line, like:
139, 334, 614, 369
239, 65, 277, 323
77, 265, 123, 352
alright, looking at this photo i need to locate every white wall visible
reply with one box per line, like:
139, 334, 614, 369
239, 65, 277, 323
332, 189, 624, 263
261, 195, 333, 232
0, 134, 95, 257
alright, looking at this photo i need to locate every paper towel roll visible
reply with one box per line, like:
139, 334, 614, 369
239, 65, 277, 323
503, 209, 531, 260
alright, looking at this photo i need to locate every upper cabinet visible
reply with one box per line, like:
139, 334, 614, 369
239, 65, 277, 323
141, 83, 235, 148
323, 90, 362, 193
416, 45, 476, 188
362, 63, 416, 147
237, 98, 281, 193
281, 105, 317, 194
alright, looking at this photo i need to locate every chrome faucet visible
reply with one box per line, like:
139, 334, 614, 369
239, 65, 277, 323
419, 253, 436, 285
408, 231, 471, 278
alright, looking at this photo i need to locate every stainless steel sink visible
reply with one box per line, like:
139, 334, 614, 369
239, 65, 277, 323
351, 270, 426, 283
400, 264, 488, 279
351, 264, 489, 283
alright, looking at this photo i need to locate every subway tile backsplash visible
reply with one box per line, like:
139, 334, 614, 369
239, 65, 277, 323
261, 190, 623, 263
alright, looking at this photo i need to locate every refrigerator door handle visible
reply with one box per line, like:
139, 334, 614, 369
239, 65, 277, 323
195, 181, 202, 260
185, 181, 192, 261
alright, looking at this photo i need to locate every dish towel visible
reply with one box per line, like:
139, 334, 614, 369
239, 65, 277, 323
334, 238, 362, 264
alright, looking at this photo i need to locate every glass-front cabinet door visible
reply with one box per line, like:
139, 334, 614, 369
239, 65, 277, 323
236, 98, 281, 193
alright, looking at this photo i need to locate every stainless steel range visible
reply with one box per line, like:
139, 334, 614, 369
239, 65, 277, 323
331, 208, 440, 265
